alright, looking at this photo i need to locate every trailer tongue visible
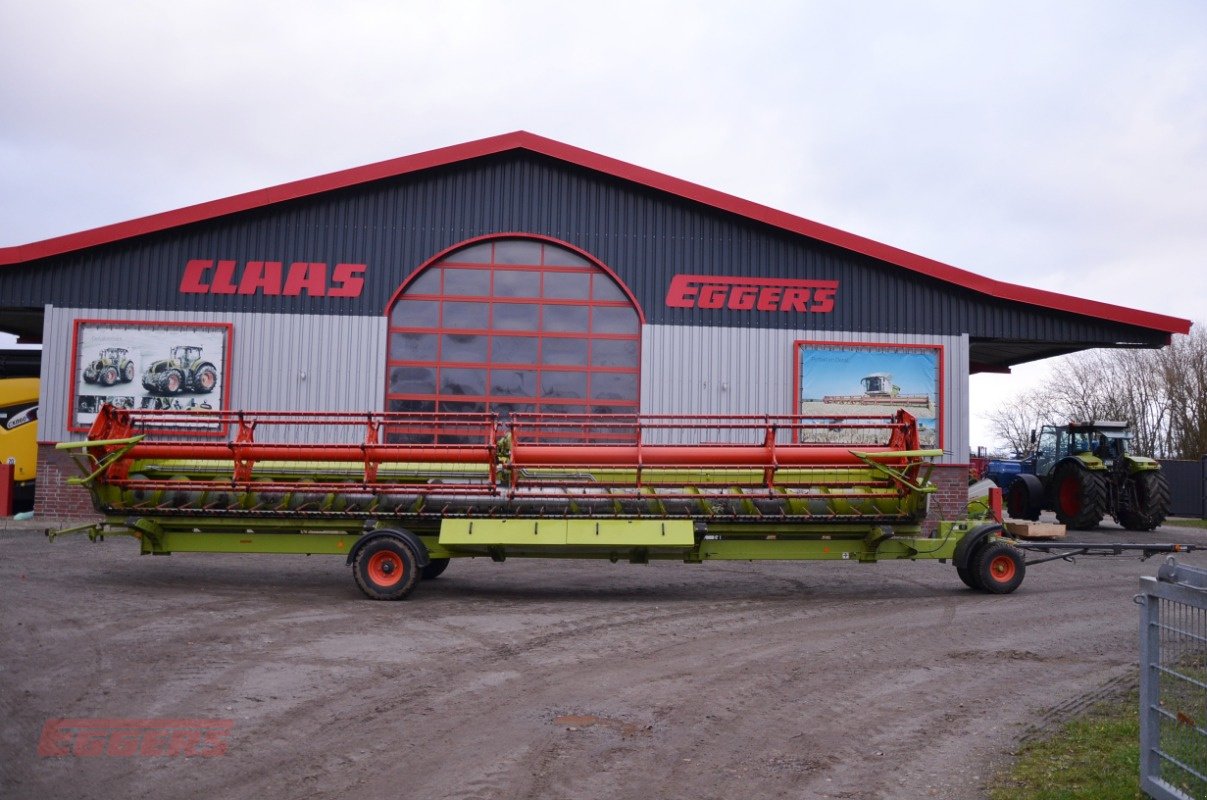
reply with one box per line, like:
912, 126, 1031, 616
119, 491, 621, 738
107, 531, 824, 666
51, 405, 1195, 600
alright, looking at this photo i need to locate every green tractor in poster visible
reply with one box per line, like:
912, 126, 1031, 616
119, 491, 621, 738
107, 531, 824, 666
1004, 420, 1170, 531
82, 347, 136, 387
141, 345, 218, 396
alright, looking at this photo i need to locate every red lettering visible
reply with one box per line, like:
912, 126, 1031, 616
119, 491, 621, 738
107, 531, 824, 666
665, 274, 698, 307
811, 287, 836, 313
328, 263, 366, 298
664, 274, 837, 314
237, 261, 282, 295
728, 285, 757, 310
780, 287, 810, 312
179, 259, 214, 293
210, 260, 239, 294
699, 284, 726, 309
283, 262, 327, 296
182, 259, 366, 298
756, 286, 781, 311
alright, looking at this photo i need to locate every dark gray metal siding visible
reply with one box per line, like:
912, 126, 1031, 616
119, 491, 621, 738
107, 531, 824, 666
1159, 458, 1207, 519
0, 152, 1168, 347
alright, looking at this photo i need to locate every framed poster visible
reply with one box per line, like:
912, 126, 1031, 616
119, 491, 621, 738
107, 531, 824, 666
794, 341, 943, 447
69, 319, 233, 434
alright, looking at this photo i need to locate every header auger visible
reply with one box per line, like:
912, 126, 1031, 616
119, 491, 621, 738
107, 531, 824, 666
58, 404, 1183, 600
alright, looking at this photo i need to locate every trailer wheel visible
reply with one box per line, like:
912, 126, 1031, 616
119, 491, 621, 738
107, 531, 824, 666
353, 538, 420, 600
421, 557, 450, 580
974, 541, 1025, 594
956, 564, 982, 590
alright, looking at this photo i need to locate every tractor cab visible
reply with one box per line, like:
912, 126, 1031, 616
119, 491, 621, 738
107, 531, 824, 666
171, 345, 203, 365
1033, 421, 1130, 476
99, 347, 128, 361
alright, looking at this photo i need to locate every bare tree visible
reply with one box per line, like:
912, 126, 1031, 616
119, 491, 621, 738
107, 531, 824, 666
984, 324, 1205, 459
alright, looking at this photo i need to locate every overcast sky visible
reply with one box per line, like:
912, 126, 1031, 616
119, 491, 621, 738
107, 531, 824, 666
2, 1, 1204, 449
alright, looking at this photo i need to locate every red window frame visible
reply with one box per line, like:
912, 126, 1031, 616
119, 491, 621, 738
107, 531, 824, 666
385, 235, 643, 441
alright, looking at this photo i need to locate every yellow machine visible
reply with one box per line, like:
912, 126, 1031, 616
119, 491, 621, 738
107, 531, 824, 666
0, 378, 38, 512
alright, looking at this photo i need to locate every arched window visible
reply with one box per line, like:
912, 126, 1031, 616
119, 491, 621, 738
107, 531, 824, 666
386, 237, 641, 441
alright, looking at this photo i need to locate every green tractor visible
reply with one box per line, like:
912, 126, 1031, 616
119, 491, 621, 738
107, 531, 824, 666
1004, 420, 1170, 531
141, 345, 218, 396
82, 347, 136, 387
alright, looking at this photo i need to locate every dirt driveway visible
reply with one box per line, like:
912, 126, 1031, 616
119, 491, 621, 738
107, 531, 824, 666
2, 521, 1205, 800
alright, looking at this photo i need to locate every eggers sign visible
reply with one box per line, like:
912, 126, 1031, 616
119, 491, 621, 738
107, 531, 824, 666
665, 274, 837, 313
180, 259, 365, 297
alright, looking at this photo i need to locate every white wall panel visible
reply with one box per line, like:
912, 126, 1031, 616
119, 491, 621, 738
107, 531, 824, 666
42, 306, 386, 443
641, 325, 969, 463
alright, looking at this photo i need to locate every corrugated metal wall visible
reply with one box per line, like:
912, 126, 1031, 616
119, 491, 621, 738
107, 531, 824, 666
641, 325, 969, 463
43, 306, 386, 443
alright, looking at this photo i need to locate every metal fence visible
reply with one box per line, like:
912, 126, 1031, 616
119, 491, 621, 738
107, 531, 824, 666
1139, 558, 1207, 799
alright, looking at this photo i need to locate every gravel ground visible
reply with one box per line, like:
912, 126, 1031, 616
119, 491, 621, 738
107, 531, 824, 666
2, 518, 1205, 799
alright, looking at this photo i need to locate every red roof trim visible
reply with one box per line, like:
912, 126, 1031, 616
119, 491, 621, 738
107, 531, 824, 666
0, 131, 1191, 335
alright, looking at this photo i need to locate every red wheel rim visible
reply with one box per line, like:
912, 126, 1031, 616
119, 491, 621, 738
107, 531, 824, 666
367, 551, 404, 587
988, 554, 1017, 583
201, 373, 215, 389
1059, 475, 1082, 514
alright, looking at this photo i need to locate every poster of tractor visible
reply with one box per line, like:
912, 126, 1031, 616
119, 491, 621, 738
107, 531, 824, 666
796, 342, 942, 447
70, 320, 232, 433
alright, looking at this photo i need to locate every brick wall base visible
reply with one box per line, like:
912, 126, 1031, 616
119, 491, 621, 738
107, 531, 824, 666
923, 464, 972, 536
35, 443, 102, 520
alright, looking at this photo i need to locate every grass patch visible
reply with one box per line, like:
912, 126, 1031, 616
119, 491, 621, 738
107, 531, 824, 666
1166, 517, 1207, 530
990, 694, 1142, 800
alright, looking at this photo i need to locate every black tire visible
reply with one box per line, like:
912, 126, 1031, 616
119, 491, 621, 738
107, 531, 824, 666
100, 366, 119, 386
1051, 463, 1106, 530
1118, 471, 1171, 532
974, 540, 1025, 594
83, 372, 97, 384
122, 362, 135, 382
956, 563, 982, 590
353, 538, 420, 600
421, 557, 451, 580
1006, 475, 1043, 521
195, 365, 218, 394
165, 370, 184, 394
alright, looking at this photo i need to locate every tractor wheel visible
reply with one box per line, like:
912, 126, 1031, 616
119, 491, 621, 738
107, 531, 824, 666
195, 365, 218, 393
122, 362, 135, 382
421, 558, 451, 580
1006, 474, 1043, 521
974, 541, 1026, 594
83, 371, 97, 384
1118, 471, 1171, 531
1052, 463, 1106, 530
353, 538, 420, 600
100, 366, 119, 386
165, 370, 183, 394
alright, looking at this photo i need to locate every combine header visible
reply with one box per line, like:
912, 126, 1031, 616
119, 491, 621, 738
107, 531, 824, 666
56, 406, 1035, 599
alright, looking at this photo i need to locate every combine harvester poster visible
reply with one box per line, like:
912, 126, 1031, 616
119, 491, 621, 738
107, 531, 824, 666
796, 342, 941, 447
